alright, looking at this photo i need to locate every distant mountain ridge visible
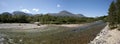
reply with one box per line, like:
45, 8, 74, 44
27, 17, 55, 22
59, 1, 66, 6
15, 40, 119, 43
13, 11, 32, 15
0, 10, 85, 17
47, 10, 85, 17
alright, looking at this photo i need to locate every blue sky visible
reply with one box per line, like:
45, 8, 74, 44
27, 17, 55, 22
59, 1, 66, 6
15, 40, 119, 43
0, 0, 113, 17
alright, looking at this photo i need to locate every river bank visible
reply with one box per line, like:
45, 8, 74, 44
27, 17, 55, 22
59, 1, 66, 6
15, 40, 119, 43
90, 25, 120, 44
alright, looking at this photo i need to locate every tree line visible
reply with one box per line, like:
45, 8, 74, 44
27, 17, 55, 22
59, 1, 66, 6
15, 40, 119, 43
107, 0, 120, 29
0, 12, 106, 24
0, 12, 102, 24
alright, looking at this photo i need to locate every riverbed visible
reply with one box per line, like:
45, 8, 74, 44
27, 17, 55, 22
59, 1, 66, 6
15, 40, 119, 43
0, 21, 106, 44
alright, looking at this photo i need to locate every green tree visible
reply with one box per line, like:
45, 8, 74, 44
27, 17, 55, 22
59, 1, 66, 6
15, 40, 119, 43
13, 14, 29, 23
107, 1, 117, 28
116, 0, 120, 24
0, 12, 12, 23
107, 0, 120, 29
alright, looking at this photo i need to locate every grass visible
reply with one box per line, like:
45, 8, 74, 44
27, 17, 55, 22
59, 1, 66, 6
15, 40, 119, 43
0, 23, 106, 44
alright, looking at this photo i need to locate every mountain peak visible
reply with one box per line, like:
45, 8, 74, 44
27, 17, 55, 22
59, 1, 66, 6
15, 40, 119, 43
60, 10, 70, 13
59, 10, 73, 14
59, 10, 74, 16
48, 10, 85, 17
13, 11, 32, 15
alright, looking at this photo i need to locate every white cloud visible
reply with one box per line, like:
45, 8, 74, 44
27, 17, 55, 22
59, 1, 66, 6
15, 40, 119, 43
20, 8, 39, 13
21, 9, 30, 13
32, 8, 39, 12
57, 4, 61, 8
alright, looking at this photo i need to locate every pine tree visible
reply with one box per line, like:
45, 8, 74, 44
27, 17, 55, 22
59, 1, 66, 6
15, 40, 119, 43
116, 0, 120, 24
108, 0, 120, 29
107, 1, 117, 28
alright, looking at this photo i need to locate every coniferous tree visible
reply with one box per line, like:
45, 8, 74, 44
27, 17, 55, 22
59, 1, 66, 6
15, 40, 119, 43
116, 0, 120, 24
107, 1, 117, 28
107, 0, 120, 29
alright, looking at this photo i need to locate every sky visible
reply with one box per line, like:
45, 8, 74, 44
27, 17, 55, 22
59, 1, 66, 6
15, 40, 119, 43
0, 0, 113, 17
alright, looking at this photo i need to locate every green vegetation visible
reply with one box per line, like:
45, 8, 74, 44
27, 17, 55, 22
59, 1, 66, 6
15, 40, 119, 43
95, 15, 107, 22
107, 0, 120, 29
0, 12, 106, 24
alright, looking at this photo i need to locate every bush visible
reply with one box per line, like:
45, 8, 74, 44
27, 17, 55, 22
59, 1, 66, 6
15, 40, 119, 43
109, 25, 117, 30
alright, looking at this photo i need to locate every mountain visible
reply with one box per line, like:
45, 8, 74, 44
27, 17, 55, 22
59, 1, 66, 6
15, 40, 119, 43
13, 11, 32, 15
48, 10, 85, 17
11, 10, 85, 17
1, 12, 12, 15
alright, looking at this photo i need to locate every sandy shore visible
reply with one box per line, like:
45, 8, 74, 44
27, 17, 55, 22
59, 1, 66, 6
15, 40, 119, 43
0, 23, 84, 29
0, 23, 47, 29
57, 24, 84, 28
90, 25, 120, 44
